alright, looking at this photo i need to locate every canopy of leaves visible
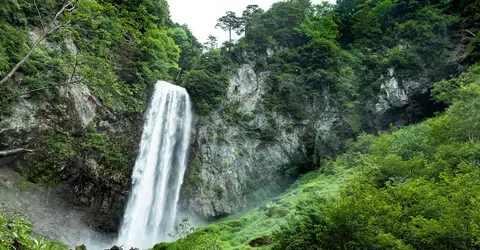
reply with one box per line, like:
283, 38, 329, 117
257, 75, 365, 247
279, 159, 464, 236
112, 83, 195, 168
0, 0, 200, 115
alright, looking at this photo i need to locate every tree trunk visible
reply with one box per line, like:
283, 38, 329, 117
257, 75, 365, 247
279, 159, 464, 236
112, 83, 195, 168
0, 148, 34, 158
229, 28, 232, 45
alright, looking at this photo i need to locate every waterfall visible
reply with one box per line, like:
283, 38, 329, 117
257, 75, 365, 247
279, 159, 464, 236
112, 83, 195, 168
117, 81, 192, 249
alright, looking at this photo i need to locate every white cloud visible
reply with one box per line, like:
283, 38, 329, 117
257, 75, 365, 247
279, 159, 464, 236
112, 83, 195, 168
168, 0, 336, 45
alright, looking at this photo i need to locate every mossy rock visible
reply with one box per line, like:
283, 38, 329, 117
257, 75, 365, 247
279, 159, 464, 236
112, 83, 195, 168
228, 220, 243, 228
249, 235, 272, 247
265, 205, 289, 218
75, 245, 87, 250
153, 242, 178, 250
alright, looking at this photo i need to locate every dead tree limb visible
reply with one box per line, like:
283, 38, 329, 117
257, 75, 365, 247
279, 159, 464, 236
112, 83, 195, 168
1, 51, 84, 102
0, 0, 79, 86
465, 29, 476, 37
2, 77, 85, 102
0, 148, 34, 158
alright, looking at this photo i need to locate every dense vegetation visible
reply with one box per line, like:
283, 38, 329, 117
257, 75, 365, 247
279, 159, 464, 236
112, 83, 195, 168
0, 209, 68, 250
0, 0, 207, 115
1, 0, 480, 248
273, 63, 480, 249
0, 0, 202, 234
0, 0, 202, 171
182, 0, 478, 125
157, 0, 480, 249
159, 63, 480, 249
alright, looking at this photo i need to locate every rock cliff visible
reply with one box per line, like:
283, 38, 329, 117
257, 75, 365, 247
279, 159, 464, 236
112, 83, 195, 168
180, 62, 439, 219
0, 38, 143, 233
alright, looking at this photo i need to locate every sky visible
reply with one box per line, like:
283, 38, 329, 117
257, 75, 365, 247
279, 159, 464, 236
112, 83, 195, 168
168, 0, 337, 45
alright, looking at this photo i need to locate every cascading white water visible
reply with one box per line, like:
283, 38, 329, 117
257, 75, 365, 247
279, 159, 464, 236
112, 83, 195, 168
117, 81, 192, 249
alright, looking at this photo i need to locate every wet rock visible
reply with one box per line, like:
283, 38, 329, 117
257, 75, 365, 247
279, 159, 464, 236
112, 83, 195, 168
75, 245, 87, 250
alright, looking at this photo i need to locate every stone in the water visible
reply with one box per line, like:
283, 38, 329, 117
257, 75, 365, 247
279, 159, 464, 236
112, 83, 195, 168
75, 245, 87, 250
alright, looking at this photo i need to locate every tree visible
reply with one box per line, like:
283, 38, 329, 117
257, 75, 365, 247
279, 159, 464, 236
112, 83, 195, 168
240, 5, 262, 35
169, 25, 202, 72
215, 11, 241, 45
204, 35, 218, 52
0, 0, 80, 86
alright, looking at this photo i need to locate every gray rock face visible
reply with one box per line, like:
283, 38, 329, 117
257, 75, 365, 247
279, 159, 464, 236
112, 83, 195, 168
181, 63, 435, 219
180, 64, 339, 218
0, 97, 70, 150
374, 67, 434, 129
66, 83, 98, 128
376, 68, 429, 114
0, 35, 142, 234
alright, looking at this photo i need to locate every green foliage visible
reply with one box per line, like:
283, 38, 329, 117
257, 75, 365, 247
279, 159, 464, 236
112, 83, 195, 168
135, 27, 180, 83
24, 132, 76, 186
216, 11, 242, 44
271, 64, 480, 249
432, 63, 480, 141
171, 63, 480, 250
81, 128, 134, 172
169, 25, 203, 72
183, 0, 472, 133
23, 127, 136, 187
153, 217, 221, 250
166, 163, 355, 249
433, 63, 480, 104
0, 209, 68, 250
181, 50, 230, 115
167, 217, 195, 246
0, 0, 185, 116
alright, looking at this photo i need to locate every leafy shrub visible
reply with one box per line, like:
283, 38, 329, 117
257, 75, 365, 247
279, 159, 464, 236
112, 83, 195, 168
271, 64, 480, 249
81, 129, 134, 172
24, 132, 76, 186
0, 209, 68, 250
181, 50, 230, 115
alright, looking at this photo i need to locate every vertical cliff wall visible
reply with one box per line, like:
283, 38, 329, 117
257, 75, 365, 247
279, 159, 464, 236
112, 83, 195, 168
179, 60, 440, 219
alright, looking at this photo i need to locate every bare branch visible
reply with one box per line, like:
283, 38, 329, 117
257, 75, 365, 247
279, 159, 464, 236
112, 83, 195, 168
34, 0, 46, 32
2, 78, 85, 103
465, 29, 476, 37
52, 0, 76, 25
0, 51, 83, 102
65, 5, 77, 12
0, 0, 79, 86
0, 148, 35, 158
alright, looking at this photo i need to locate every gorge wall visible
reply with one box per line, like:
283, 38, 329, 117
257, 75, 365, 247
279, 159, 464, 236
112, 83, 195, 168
179, 60, 437, 219
175, 0, 477, 221
0, 69, 142, 233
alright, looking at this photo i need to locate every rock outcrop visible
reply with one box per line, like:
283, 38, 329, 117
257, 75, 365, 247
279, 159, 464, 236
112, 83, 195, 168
0, 37, 144, 234
180, 64, 340, 218
180, 63, 437, 219
375, 68, 443, 129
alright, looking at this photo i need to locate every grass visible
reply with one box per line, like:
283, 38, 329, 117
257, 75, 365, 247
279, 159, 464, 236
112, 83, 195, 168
177, 165, 357, 249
